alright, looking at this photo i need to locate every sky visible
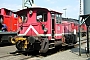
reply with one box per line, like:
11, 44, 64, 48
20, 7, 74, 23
0, 0, 83, 19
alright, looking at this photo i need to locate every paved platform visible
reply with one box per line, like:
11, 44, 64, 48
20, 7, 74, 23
41, 42, 90, 60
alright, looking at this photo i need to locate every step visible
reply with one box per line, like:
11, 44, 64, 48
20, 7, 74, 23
51, 39, 55, 40
49, 47, 55, 49
49, 43, 55, 45
68, 43, 74, 46
62, 43, 68, 46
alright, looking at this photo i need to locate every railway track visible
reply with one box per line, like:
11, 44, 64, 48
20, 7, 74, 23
0, 38, 88, 60
74, 37, 87, 47
0, 54, 32, 60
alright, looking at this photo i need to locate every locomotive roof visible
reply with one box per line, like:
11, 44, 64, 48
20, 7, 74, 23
62, 18, 79, 24
15, 7, 62, 14
49, 10, 62, 14
0, 8, 15, 13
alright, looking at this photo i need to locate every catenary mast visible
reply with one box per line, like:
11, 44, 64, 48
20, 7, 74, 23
22, 0, 34, 8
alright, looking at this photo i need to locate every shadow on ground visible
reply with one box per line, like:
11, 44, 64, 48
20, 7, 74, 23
0, 43, 13, 47
70, 47, 86, 55
10, 45, 71, 58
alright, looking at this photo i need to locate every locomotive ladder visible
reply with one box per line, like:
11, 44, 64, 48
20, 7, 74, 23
49, 39, 55, 49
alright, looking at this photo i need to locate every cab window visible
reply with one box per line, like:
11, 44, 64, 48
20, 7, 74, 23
5, 10, 12, 16
51, 14, 55, 19
14, 14, 17, 18
36, 10, 47, 22
56, 14, 62, 23
18, 12, 27, 23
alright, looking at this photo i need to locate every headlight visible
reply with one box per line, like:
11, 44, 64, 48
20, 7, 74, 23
29, 10, 33, 15
44, 28, 48, 32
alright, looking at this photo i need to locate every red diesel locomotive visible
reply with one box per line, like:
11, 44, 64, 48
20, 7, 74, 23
0, 8, 17, 43
62, 18, 87, 37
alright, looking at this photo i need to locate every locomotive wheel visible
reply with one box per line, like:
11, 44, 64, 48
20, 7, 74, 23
16, 41, 26, 51
71, 34, 74, 44
39, 38, 49, 53
73, 34, 77, 44
65, 35, 69, 44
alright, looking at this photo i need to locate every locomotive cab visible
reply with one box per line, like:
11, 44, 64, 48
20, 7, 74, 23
17, 8, 49, 36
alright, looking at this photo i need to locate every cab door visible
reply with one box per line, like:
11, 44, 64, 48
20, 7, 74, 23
51, 14, 55, 38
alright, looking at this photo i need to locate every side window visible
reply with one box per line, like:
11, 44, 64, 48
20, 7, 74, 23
37, 10, 47, 22
56, 14, 62, 23
59, 14, 62, 23
21, 15, 27, 23
0, 17, 3, 23
51, 14, 55, 19
5, 10, 12, 16
14, 14, 17, 18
